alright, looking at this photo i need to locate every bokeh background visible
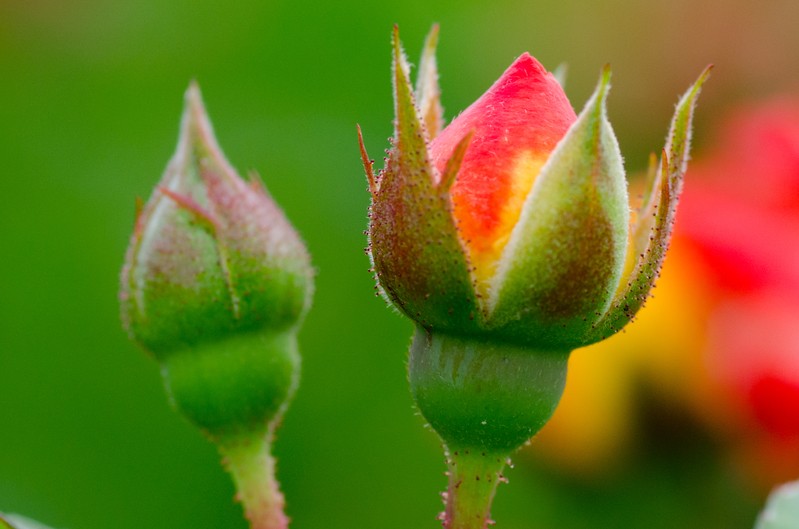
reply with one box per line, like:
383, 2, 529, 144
2, 1, 799, 528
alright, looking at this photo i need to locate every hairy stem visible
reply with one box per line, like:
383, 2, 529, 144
443, 448, 508, 529
219, 430, 289, 529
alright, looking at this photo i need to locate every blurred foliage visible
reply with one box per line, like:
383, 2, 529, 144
1, 1, 798, 529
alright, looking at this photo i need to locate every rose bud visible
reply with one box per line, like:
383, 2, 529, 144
120, 83, 313, 529
359, 25, 708, 529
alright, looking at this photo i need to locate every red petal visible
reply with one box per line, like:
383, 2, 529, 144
429, 53, 576, 280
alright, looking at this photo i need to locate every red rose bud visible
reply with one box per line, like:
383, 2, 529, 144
359, 26, 708, 529
120, 83, 312, 529
364, 28, 709, 350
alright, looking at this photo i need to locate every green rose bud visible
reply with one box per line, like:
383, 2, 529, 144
120, 83, 313, 529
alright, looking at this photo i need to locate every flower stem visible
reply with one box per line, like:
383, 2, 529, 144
218, 429, 289, 529
443, 448, 508, 529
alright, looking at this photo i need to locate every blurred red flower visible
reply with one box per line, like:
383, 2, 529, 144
682, 98, 799, 485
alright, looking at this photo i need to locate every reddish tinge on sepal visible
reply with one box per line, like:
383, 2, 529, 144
364, 25, 480, 333
121, 82, 313, 358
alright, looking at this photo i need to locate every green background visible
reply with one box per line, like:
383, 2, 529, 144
1, 1, 798, 528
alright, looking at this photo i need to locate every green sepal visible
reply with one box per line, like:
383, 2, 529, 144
583, 65, 711, 345
368, 27, 480, 333
551, 63, 568, 88
408, 326, 569, 454
121, 83, 313, 359
488, 66, 629, 349
415, 24, 444, 140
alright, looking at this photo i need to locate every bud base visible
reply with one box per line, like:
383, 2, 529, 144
162, 329, 300, 440
408, 326, 569, 454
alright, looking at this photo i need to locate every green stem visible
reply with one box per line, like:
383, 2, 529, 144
443, 448, 508, 529
218, 430, 289, 529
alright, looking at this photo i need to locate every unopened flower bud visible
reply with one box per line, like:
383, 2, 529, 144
120, 83, 312, 439
120, 83, 313, 529
360, 26, 708, 529
365, 30, 708, 354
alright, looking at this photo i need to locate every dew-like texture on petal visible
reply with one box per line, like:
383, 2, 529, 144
429, 54, 577, 290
